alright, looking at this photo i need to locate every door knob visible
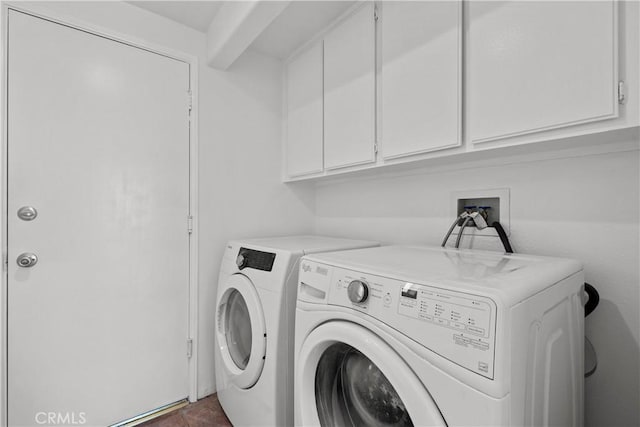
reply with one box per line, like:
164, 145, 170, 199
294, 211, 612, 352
17, 206, 38, 221
16, 253, 38, 268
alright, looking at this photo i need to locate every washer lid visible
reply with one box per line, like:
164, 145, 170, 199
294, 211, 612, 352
216, 274, 266, 389
297, 321, 446, 426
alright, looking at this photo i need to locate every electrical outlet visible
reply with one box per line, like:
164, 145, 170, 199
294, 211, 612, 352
451, 189, 510, 236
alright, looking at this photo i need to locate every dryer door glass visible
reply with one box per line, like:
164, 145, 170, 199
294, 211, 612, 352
216, 273, 266, 389
225, 289, 252, 369
315, 343, 413, 427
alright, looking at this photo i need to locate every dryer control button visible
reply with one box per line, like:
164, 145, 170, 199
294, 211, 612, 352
347, 280, 369, 304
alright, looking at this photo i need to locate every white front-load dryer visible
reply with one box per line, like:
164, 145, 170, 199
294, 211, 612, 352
295, 245, 585, 426
214, 236, 378, 427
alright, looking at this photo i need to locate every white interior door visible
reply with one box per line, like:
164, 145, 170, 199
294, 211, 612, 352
7, 10, 190, 426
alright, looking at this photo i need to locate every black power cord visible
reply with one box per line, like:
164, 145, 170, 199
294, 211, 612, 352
584, 283, 599, 318
584, 283, 600, 377
491, 221, 513, 254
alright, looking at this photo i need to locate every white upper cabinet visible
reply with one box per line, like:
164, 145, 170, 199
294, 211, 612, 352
280, 0, 634, 181
380, 1, 462, 159
285, 41, 324, 177
468, 1, 618, 144
323, 2, 376, 170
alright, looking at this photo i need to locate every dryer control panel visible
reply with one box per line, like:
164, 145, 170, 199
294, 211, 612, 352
300, 262, 498, 379
236, 247, 276, 271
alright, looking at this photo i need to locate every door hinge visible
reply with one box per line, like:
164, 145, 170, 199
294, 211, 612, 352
374, 6, 379, 21
187, 91, 193, 112
187, 339, 193, 358
618, 81, 626, 105
187, 216, 193, 234
374, 143, 379, 154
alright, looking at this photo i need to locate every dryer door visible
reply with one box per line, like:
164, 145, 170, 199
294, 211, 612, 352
297, 321, 446, 426
216, 274, 266, 389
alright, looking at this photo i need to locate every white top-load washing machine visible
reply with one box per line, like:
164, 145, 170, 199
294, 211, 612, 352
214, 235, 378, 427
295, 245, 585, 426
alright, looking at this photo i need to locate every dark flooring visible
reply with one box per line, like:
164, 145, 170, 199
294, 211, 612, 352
139, 394, 232, 427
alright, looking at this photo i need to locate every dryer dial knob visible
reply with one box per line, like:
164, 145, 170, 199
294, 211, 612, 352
236, 254, 247, 269
347, 280, 369, 304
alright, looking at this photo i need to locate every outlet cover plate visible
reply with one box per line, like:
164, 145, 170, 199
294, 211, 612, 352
450, 188, 510, 237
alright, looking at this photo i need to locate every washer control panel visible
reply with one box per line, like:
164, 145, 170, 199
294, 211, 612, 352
398, 283, 492, 339
313, 265, 498, 379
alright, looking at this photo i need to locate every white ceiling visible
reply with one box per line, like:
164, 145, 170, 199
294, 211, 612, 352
128, 1, 356, 60
128, 1, 223, 33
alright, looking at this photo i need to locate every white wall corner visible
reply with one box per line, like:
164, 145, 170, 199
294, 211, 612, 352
206, 0, 290, 70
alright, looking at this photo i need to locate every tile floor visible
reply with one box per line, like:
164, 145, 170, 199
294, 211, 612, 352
139, 394, 232, 427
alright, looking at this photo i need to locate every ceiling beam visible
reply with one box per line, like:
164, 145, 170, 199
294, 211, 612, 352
206, 1, 290, 70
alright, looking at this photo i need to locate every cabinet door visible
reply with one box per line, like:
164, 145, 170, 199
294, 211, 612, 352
469, 1, 618, 144
286, 41, 324, 177
324, 3, 376, 170
380, 1, 461, 159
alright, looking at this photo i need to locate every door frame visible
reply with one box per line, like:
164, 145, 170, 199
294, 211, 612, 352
0, 3, 200, 425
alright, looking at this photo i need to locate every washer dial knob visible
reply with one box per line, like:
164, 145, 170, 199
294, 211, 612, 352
236, 254, 247, 269
347, 280, 369, 304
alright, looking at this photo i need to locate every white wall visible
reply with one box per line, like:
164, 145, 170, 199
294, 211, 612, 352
16, 1, 315, 399
313, 130, 640, 427
197, 49, 315, 396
